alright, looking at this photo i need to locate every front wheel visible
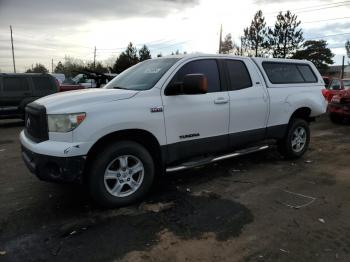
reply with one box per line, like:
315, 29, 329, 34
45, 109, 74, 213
278, 118, 310, 159
88, 141, 155, 208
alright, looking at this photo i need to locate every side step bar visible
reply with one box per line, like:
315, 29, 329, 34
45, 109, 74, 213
166, 145, 269, 173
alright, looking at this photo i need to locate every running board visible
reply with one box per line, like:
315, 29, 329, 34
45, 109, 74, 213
166, 145, 269, 173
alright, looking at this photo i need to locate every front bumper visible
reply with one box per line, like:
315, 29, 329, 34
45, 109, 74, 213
21, 144, 86, 183
20, 131, 89, 183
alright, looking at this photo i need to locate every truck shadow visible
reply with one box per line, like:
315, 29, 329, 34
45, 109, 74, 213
0, 151, 285, 262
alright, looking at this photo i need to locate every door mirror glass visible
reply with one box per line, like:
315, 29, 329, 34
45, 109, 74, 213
182, 74, 208, 94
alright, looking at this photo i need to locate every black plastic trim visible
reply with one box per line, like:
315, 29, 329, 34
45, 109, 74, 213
21, 145, 85, 183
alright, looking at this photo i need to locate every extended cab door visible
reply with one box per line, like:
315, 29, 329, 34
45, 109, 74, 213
162, 59, 230, 164
223, 58, 269, 148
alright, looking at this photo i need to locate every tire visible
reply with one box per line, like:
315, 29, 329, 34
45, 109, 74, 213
278, 118, 310, 160
88, 141, 155, 208
330, 113, 343, 124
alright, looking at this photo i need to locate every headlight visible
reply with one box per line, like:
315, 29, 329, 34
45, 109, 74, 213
48, 113, 86, 132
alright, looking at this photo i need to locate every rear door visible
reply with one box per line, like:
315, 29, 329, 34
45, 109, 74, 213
1, 76, 32, 111
162, 58, 230, 164
224, 58, 269, 148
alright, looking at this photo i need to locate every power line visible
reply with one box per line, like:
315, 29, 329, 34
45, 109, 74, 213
265, 0, 350, 15
303, 16, 350, 24
306, 32, 350, 40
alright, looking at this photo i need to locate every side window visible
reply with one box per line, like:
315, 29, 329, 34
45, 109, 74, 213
225, 60, 252, 90
32, 76, 54, 92
3, 77, 29, 92
263, 63, 304, 84
170, 59, 221, 93
297, 65, 317, 82
263, 62, 317, 84
330, 80, 341, 90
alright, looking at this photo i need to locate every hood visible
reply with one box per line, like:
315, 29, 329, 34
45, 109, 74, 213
36, 88, 138, 113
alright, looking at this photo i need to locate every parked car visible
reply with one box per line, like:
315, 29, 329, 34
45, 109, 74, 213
59, 83, 85, 92
322, 78, 350, 102
50, 73, 65, 84
72, 74, 96, 88
0, 73, 58, 119
328, 88, 350, 123
20, 55, 326, 207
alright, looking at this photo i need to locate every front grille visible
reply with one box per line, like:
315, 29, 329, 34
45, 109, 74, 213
24, 103, 49, 143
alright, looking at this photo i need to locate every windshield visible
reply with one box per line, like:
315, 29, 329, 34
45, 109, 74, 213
344, 80, 350, 88
104, 58, 180, 90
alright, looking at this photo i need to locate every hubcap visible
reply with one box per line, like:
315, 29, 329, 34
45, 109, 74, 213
104, 155, 144, 197
291, 126, 307, 153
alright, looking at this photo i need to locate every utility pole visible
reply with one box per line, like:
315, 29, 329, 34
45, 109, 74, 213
218, 24, 222, 54
10, 25, 16, 73
341, 55, 345, 79
51, 58, 54, 73
240, 36, 243, 56
93, 46, 96, 68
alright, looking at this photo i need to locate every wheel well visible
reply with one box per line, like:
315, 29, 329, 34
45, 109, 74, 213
84, 129, 163, 180
290, 107, 314, 123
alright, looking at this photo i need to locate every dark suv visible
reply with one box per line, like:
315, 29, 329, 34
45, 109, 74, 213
0, 73, 58, 119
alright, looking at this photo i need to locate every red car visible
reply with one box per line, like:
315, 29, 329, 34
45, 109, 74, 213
328, 88, 350, 123
59, 84, 85, 92
322, 78, 350, 102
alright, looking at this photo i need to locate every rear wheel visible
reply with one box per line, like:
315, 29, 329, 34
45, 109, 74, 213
88, 141, 155, 208
278, 118, 310, 159
330, 113, 343, 124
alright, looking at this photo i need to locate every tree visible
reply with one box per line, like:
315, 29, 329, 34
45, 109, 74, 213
243, 10, 268, 57
112, 42, 139, 73
54, 61, 64, 74
346, 40, 350, 59
269, 11, 303, 58
85, 62, 109, 74
139, 45, 152, 61
221, 34, 233, 54
292, 40, 334, 73
220, 34, 240, 55
26, 63, 48, 73
157, 53, 163, 57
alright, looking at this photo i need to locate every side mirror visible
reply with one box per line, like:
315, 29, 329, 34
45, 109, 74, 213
182, 74, 208, 94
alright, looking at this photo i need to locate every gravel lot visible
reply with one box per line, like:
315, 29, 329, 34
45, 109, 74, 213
0, 116, 350, 262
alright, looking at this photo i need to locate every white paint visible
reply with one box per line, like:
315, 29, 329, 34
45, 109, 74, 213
20, 54, 326, 161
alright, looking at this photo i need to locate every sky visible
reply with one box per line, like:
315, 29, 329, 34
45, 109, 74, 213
0, 0, 349, 73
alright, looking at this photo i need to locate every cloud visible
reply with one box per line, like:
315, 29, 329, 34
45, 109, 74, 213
0, 0, 199, 29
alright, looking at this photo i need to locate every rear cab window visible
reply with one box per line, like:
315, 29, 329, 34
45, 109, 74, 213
225, 59, 252, 90
262, 62, 317, 84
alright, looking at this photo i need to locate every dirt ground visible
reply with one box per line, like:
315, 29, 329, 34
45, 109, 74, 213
0, 116, 350, 262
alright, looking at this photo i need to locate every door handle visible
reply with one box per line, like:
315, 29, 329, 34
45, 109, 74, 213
214, 97, 229, 104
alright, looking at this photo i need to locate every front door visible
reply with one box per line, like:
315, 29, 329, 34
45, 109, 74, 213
162, 59, 230, 164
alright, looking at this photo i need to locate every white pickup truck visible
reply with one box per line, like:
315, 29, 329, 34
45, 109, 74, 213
20, 54, 326, 207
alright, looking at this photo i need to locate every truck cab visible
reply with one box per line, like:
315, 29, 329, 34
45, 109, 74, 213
20, 54, 326, 207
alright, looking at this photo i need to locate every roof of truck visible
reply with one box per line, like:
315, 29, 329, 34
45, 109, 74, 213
157, 53, 311, 64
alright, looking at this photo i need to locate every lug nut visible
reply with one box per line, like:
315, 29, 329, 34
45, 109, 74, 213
127, 178, 130, 181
